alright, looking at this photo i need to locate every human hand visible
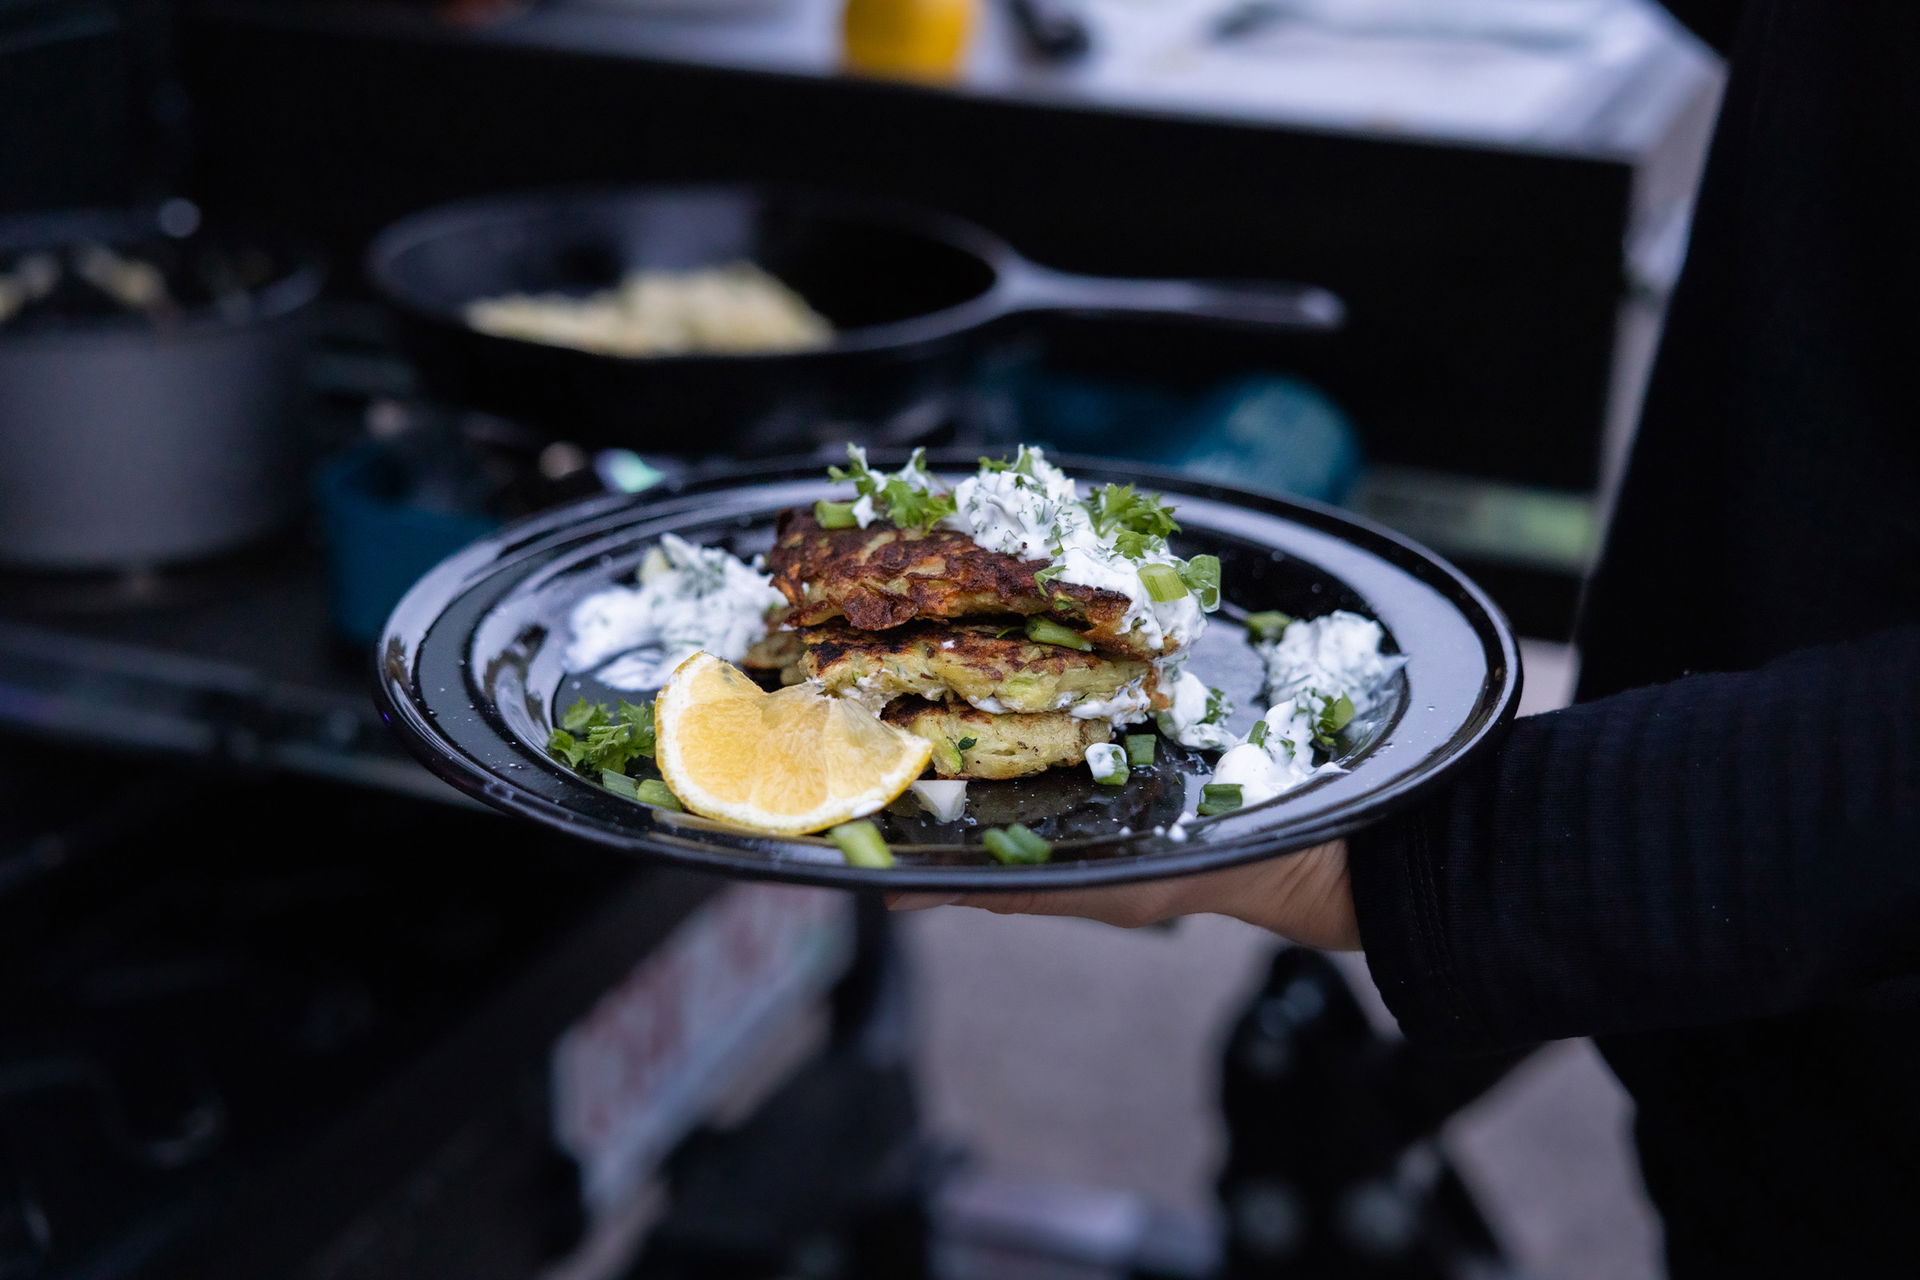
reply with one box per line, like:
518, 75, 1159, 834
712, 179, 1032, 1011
886, 838, 1360, 950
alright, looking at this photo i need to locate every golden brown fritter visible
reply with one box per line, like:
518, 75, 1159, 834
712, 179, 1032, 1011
802, 621, 1156, 715
882, 698, 1111, 780
767, 509, 1170, 659
739, 627, 803, 673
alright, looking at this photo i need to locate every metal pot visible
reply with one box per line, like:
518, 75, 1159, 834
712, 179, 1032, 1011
0, 210, 323, 571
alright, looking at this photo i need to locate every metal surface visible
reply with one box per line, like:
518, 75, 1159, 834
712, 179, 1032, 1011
365, 185, 1339, 450
376, 454, 1521, 891
0, 211, 323, 570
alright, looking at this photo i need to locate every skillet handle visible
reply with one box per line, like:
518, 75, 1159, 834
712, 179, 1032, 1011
1000, 264, 1345, 331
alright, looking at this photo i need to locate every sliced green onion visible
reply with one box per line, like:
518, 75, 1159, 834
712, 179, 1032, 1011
931, 737, 964, 774
636, 778, 684, 811
1024, 616, 1094, 651
1245, 611, 1293, 643
814, 499, 859, 529
1248, 720, 1269, 748
1198, 782, 1244, 816
1086, 743, 1129, 787
830, 820, 894, 868
983, 823, 1052, 865
1180, 555, 1222, 610
1137, 563, 1189, 603
600, 769, 639, 799
1125, 734, 1157, 768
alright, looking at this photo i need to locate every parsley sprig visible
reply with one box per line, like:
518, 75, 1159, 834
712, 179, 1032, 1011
548, 698, 657, 774
828, 446, 957, 533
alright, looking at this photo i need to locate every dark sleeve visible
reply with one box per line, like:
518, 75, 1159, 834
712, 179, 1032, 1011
1349, 625, 1920, 1055
1655, 0, 1745, 54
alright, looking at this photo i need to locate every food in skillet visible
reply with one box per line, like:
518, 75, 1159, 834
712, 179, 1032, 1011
546, 446, 1404, 862
465, 261, 832, 357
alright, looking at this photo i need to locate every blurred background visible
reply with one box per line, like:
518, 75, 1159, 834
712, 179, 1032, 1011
0, 0, 1720, 1275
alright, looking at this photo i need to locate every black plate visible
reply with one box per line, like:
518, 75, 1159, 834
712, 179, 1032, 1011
374, 456, 1521, 891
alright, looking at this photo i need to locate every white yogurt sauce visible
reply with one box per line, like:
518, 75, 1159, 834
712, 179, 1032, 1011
1209, 695, 1334, 806
937, 449, 1207, 653
1083, 741, 1127, 781
564, 533, 785, 691
1066, 677, 1152, 724
1257, 610, 1403, 713
1197, 612, 1401, 809
1153, 661, 1237, 750
962, 677, 1149, 724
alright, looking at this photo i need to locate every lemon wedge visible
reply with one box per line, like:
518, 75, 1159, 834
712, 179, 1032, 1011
654, 651, 933, 835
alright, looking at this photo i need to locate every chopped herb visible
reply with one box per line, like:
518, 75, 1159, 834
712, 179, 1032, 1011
1125, 734, 1157, 767
1198, 782, 1244, 816
1245, 611, 1293, 643
1179, 555, 1221, 611
983, 823, 1052, 865
548, 699, 656, 774
956, 736, 978, 750
637, 779, 684, 811
547, 729, 587, 770
1090, 744, 1128, 786
1033, 564, 1065, 586
1137, 563, 1188, 603
831, 820, 894, 868
601, 772, 679, 816
1089, 483, 1179, 543
815, 499, 859, 528
827, 445, 956, 533
880, 479, 957, 532
1314, 692, 1356, 749
1024, 616, 1094, 651
1203, 684, 1233, 726
1248, 720, 1269, 748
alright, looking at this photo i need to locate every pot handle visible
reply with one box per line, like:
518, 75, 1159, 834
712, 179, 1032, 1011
999, 263, 1345, 331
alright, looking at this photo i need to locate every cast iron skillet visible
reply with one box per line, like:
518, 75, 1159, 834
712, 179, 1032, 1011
366, 186, 1343, 452
374, 454, 1520, 892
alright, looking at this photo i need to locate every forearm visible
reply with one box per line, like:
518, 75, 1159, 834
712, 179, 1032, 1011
1350, 625, 1920, 1053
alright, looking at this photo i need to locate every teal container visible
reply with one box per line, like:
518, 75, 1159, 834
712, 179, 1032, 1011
315, 444, 502, 646
1015, 372, 1361, 504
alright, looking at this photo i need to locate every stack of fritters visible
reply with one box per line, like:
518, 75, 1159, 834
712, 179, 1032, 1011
762, 509, 1172, 780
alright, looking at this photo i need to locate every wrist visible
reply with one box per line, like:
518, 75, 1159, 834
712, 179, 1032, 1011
1227, 839, 1360, 950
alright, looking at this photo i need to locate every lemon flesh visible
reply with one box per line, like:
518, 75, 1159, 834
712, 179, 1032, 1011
655, 651, 933, 836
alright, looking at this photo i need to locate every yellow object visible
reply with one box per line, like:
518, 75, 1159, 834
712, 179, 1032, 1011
654, 651, 934, 835
842, 0, 975, 81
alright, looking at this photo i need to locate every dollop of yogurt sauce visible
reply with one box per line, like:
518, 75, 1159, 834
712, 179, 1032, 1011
935, 448, 1208, 654
1198, 612, 1403, 807
563, 533, 785, 691
1209, 692, 1337, 806
1154, 657, 1238, 750
1257, 610, 1404, 714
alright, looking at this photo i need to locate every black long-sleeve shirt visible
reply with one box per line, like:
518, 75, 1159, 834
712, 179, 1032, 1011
1347, 4, 1920, 1273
